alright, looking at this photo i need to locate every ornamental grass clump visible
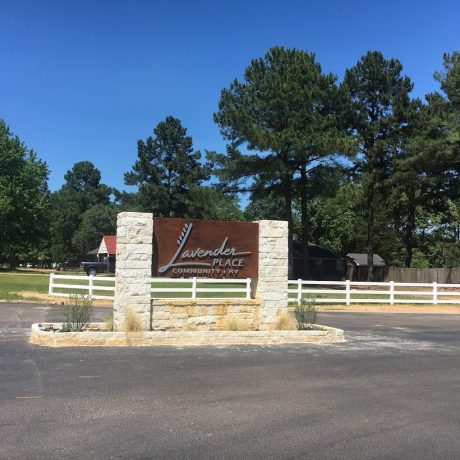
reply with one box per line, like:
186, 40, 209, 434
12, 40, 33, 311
61, 294, 93, 332
273, 312, 297, 330
227, 317, 250, 331
294, 297, 317, 330
105, 313, 114, 332
123, 308, 142, 332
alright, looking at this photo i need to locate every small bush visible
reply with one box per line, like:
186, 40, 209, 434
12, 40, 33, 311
61, 294, 93, 332
123, 308, 142, 332
294, 297, 317, 330
227, 317, 249, 331
273, 312, 297, 330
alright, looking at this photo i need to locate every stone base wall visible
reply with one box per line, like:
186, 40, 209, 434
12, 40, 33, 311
151, 299, 261, 331
30, 323, 345, 347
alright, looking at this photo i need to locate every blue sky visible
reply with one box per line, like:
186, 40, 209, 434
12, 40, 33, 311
2, 0, 459, 194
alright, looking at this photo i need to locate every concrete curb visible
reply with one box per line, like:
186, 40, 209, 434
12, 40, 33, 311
30, 323, 345, 347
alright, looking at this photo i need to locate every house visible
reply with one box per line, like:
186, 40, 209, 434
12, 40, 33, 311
346, 252, 387, 280
292, 241, 346, 280
97, 235, 117, 263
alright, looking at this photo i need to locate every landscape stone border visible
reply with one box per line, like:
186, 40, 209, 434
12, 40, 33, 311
30, 323, 344, 347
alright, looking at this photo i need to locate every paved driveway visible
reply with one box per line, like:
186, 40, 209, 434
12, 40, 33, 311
1, 303, 459, 459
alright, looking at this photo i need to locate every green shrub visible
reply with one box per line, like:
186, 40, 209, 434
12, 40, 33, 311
61, 294, 93, 332
294, 297, 317, 330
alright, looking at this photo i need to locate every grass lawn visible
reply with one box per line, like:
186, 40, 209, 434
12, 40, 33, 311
0, 272, 50, 301
0, 272, 50, 293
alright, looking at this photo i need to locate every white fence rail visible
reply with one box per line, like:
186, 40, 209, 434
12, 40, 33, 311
151, 277, 252, 299
50, 275, 460, 304
288, 279, 460, 305
49, 274, 251, 300
48, 273, 115, 300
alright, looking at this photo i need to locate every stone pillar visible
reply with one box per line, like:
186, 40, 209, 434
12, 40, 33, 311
256, 220, 289, 330
113, 212, 153, 331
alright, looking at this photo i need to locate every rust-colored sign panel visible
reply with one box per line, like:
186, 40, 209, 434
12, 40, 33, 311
153, 218, 259, 278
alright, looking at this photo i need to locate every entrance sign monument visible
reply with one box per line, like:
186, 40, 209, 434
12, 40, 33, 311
113, 212, 288, 331
153, 217, 259, 278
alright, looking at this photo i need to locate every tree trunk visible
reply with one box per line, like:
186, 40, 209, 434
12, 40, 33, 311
403, 187, 416, 268
300, 165, 309, 279
9, 252, 17, 270
282, 171, 294, 279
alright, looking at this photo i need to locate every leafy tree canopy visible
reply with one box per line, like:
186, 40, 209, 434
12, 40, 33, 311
49, 161, 113, 261
0, 120, 49, 267
71, 204, 117, 258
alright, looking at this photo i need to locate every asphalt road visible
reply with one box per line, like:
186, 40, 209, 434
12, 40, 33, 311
1, 303, 459, 459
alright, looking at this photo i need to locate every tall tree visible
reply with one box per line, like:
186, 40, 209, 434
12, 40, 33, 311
49, 161, 113, 261
71, 204, 117, 258
391, 52, 460, 268
185, 186, 243, 221
213, 47, 353, 277
0, 120, 49, 268
343, 51, 414, 280
435, 52, 460, 109
125, 116, 210, 217
309, 181, 365, 254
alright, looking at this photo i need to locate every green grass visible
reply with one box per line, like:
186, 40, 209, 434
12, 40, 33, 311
0, 272, 50, 294
0, 290, 41, 301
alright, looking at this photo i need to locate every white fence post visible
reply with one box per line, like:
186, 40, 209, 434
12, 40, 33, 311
432, 281, 438, 305
390, 280, 395, 305
192, 277, 197, 299
297, 279, 302, 305
88, 275, 94, 299
345, 279, 351, 306
49, 273, 54, 295
246, 278, 251, 299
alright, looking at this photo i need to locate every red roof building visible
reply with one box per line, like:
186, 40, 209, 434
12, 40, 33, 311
98, 235, 117, 258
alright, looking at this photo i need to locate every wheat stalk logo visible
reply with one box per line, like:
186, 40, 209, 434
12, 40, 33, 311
159, 223, 209, 273
177, 223, 190, 247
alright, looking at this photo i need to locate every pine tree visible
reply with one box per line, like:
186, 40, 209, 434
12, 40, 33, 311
125, 116, 210, 217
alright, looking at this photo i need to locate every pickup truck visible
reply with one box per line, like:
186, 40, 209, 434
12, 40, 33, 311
81, 259, 115, 277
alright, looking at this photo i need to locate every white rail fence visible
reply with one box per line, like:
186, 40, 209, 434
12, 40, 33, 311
49, 274, 460, 304
151, 277, 252, 299
49, 274, 251, 300
288, 279, 460, 305
49, 273, 115, 300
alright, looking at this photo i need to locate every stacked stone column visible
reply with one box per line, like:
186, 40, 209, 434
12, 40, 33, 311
113, 212, 153, 331
255, 220, 289, 329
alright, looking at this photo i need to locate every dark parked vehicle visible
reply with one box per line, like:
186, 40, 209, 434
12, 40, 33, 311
57, 260, 81, 271
81, 258, 115, 277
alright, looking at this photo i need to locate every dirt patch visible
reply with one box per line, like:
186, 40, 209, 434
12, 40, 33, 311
9, 291, 113, 307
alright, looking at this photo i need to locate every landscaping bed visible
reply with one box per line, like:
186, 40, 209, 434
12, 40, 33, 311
30, 322, 344, 346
